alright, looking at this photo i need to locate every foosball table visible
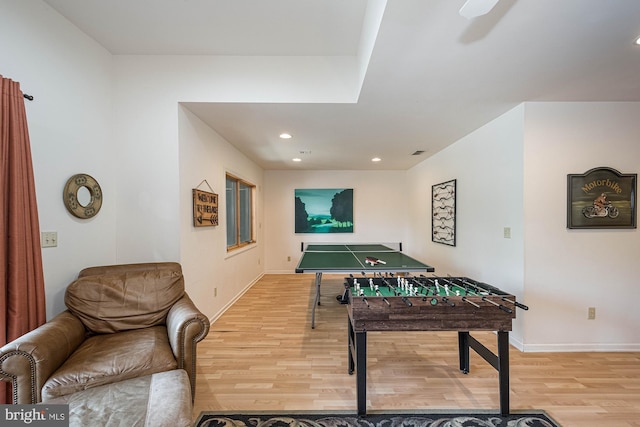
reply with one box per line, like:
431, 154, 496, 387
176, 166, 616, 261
343, 273, 528, 416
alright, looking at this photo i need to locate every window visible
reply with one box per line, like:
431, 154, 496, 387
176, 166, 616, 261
226, 174, 255, 250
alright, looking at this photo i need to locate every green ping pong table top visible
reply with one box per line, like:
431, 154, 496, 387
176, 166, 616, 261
296, 243, 434, 273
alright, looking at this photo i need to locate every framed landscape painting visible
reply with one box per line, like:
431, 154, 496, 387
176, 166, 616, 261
295, 188, 353, 233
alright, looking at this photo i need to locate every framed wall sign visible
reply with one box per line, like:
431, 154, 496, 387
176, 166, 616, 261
432, 179, 456, 246
567, 167, 637, 229
193, 188, 218, 227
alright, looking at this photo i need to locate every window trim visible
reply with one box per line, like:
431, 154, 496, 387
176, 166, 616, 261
226, 173, 256, 251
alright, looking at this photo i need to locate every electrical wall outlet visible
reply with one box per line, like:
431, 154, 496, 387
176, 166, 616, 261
588, 307, 596, 320
503, 227, 511, 239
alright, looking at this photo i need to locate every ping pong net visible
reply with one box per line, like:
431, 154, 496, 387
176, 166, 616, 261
300, 242, 403, 253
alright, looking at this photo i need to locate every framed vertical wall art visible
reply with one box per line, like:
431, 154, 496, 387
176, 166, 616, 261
432, 179, 456, 246
567, 167, 636, 229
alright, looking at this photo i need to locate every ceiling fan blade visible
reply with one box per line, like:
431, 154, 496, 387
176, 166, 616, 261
459, 0, 500, 19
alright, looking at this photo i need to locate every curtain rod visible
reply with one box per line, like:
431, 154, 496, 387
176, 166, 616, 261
23, 93, 34, 101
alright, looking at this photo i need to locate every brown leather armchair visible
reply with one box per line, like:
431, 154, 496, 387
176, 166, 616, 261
0, 262, 210, 404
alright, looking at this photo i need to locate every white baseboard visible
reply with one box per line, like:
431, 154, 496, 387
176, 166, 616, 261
521, 343, 640, 352
208, 272, 264, 324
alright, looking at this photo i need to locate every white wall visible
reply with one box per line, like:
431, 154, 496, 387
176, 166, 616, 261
406, 105, 526, 345
178, 106, 264, 320
522, 102, 640, 351
3, 1, 367, 322
264, 170, 408, 273
112, 54, 360, 267
112, 54, 363, 318
0, 0, 116, 318
405, 102, 640, 351
5, 2, 639, 351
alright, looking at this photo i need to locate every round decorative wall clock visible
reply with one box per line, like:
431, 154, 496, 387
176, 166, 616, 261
63, 173, 102, 219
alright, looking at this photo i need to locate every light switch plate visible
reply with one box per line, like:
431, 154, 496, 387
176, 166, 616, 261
41, 231, 58, 248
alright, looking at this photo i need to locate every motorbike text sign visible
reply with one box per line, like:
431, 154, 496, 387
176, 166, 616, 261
567, 167, 637, 229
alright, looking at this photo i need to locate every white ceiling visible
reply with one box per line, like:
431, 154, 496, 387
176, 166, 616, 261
44, 0, 640, 170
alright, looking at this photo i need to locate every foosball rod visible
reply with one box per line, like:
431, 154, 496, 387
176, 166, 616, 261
389, 274, 443, 306
461, 296, 480, 308
400, 274, 435, 301
433, 275, 483, 308
377, 273, 401, 296
373, 286, 391, 306
458, 277, 529, 311
452, 280, 513, 314
442, 276, 512, 313
406, 275, 463, 308
420, 274, 446, 294
414, 276, 482, 308
432, 274, 495, 310
406, 275, 434, 295
427, 274, 459, 298
420, 275, 455, 306
358, 289, 370, 307
463, 280, 529, 310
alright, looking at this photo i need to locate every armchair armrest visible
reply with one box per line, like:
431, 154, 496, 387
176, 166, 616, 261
0, 311, 86, 404
166, 294, 210, 400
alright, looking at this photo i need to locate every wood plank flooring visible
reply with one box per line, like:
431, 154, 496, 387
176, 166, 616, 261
193, 274, 640, 426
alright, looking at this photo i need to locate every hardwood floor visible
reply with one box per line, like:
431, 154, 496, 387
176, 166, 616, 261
193, 274, 640, 426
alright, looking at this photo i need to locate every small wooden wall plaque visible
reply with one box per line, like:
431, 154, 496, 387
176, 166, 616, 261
193, 189, 218, 227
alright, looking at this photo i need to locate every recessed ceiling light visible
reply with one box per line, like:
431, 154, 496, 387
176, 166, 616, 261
371, 157, 381, 162
280, 133, 292, 139
636, 36, 640, 45
292, 158, 302, 162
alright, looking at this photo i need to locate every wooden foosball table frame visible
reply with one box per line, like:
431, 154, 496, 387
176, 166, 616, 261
345, 275, 525, 416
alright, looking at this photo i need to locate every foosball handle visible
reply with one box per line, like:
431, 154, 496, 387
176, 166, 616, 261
502, 297, 529, 311
340, 288, 350, 304
442, 297, 455, 307
514, 301, 529, 310
498, 304, 513, 314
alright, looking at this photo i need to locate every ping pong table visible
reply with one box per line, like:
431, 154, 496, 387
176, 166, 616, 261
295, 243, 435, 328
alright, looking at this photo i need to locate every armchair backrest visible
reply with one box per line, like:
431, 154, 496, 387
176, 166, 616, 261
65, 262, 185, 334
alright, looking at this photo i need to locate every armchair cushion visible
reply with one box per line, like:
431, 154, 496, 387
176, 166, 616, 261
65, 263, 184, 334
44, 370, 193, 427
41, 325, 178, 400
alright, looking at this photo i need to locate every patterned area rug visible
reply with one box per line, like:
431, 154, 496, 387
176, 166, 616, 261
195, 411, 561, 427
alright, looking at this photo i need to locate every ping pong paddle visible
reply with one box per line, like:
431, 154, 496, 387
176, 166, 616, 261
365, 256, 387, 265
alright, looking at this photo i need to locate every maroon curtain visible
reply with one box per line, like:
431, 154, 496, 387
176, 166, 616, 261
0, 75, 46, 404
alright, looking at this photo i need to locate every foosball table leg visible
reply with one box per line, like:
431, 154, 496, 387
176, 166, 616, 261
348, 320, 355, 375
355, 330, 367, 416
497, 331, 510, 416
458, 331, 470, 374
347, 318, 368, 415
